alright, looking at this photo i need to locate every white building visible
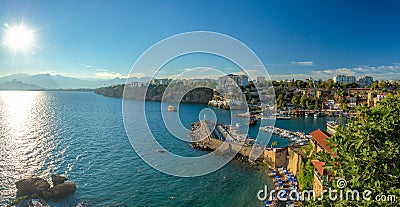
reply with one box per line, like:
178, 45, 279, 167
257, 76, 266, 83
239, 75, 249, 86
150, 78, 170, 85
216, 74, 249, 94
358, 75, 373, 87
333, 75, 356, 84
217, 74, 249, 87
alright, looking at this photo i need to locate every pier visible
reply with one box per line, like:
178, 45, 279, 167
259, 126, 311, 146
190, 120, 289, 167
190, 120, 253, 159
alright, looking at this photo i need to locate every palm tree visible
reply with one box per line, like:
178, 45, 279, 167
271, 141, 279, 152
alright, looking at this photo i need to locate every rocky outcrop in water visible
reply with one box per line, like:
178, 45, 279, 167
51, 174, 67, 186
15, 177, 50, 198
47, 182, 77, 199
15, 174, 77, 200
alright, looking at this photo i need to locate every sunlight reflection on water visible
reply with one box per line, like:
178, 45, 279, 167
0, 91, 56, 202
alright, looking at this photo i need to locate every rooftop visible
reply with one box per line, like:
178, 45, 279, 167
310, 129, 332, 153
311, 160, 327, 175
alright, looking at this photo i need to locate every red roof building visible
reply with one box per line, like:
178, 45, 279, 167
310, 129, 332, 153
311, 160, 327, 176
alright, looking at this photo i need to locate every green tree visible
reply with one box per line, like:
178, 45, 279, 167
307, 81, 314, 88
276, 94, 285, 108
297, 159, 314, 190
378, 80, 387, 89
326, 79, 335, 89
371, 81, 379, 90
300, 95, 309, 109
308, 96, 400, 206
335, 89, 346, 105
296, 80, 304, 88
271, 141, 278, 148
291, 94, 301, 109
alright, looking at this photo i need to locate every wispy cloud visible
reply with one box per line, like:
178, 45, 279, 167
269, 64, 400, 80
183, 67, 219, 72
95, 72, 124, 79
38, 70, 68, 76
291, 61, 314, 66
270, 74, 311, 80
79, 63, 108, 72
94, 72, 148, 79
129, 73, 147, 78
166, 67, 224, 79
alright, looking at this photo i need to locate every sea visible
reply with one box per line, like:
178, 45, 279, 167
0, 91, 333, 207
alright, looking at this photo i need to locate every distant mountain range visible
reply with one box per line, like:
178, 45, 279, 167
0, 79, 44, 90
0, 73, 147, 90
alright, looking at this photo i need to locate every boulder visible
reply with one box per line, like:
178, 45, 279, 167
51, 174, 68, 186
16, 175, 77, 200
15, 177, 50, 197
49, 182, 77, 199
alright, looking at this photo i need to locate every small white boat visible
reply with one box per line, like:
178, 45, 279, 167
167, 105, 177, 112
275, 115, 291, 120
326, 121, 337, 135
28, 197, 50, 207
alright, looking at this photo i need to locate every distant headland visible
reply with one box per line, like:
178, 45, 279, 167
94, 83, 213, 103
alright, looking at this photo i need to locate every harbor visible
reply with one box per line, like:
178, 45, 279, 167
190, 120, 258, 160
190, 119, 315, 207
190, 119, 309, 166
260, 126, 311, 146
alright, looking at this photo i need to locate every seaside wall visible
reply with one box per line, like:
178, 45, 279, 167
191, 121, 290, 165
192, 138, 263, 160
287, 147, 303, 176
263, 147, 288, 168
313, 173, 324, 196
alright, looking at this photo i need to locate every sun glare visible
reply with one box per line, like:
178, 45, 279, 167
3, 24, 35, 51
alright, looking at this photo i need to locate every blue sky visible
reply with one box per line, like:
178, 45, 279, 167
0, 0, 399, 80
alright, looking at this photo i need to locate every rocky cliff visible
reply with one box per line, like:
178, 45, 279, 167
94, 84, 213, 104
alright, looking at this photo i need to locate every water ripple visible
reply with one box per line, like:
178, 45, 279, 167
1, 92, 279, 207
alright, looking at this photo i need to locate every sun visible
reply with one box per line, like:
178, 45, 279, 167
3, 24, 35, 51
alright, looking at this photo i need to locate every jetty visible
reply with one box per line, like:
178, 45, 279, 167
190, 120, 253, 159
190, 120, 289, 167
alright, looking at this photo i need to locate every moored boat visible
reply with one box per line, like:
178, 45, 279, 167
326, 121, 337, 135
268, 170, 277, 176
167, 105, 177, 112
275, 115, 291, 120
28, 196, 50, 207
248, 116, 258, 125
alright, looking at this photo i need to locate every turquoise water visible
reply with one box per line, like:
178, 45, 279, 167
0, 91, 331, 207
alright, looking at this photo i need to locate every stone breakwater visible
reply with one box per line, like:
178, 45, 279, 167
190, 120, 288, 168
